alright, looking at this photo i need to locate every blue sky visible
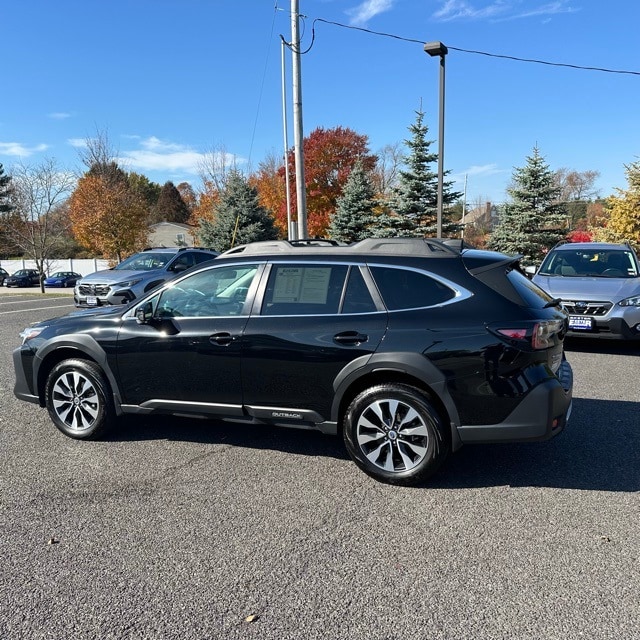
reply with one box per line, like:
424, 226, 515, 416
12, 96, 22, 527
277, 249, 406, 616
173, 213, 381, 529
2, 0, 639, 205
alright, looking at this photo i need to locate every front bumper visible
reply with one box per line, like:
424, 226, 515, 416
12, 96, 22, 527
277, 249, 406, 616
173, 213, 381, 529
13, 346, 40, 405
74, 289, 134, 307
566, 314, 640, 340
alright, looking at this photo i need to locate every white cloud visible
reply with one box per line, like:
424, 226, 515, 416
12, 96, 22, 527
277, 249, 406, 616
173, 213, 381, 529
68, 138, 88, 148
48, 112, 72, 120
0, 142, 48, 156
118, 136, 235, 175
347, 0, 395, 26
432, 0, 576, 22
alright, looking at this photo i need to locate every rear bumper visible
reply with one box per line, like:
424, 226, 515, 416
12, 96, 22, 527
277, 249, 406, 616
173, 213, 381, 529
457, 359, 573, 444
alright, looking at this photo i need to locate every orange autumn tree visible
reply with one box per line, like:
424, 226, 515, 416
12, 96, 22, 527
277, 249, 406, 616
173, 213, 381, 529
284, 127, 378, 237
69, 171, 149, 262
250, 154, 287, 237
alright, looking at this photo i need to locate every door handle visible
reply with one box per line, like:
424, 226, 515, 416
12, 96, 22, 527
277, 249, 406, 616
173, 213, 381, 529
334, 331, 368, 346
209, 332, 234, 346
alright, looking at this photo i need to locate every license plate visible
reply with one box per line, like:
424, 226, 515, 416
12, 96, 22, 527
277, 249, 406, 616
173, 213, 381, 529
86, 296, 98, 306
569, 316, 593, 330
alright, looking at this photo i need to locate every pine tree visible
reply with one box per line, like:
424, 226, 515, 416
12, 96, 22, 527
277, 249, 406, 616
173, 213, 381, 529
386, 110, 461, 237
327, 160, 377, 242
590, 160, 640, 245
198, 171, 278, 252
0, 163, 17, 258
0, 163, 12, 214
151, 181, 191, 224
489, 146, 567, 264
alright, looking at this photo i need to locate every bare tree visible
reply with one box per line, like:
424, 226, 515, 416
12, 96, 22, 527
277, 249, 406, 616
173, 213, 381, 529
198, 143, 238, 193
77, 128, 126, 186
554, 168, 601, 201
372, 142, 404, 196
7, 159, 76, 292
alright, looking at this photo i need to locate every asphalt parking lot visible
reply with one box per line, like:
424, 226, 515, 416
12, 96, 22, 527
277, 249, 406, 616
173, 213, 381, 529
1, 293, 639, 640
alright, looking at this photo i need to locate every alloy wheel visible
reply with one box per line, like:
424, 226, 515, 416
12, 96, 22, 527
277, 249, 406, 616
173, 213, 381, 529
356, 398, 430, 473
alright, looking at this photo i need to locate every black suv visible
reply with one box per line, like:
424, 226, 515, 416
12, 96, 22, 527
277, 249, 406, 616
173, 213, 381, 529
13, 238, 573, 485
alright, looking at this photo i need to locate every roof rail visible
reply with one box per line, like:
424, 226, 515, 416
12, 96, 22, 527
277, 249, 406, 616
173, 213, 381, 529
351, 238, 460, 255
219, 237, 463, 257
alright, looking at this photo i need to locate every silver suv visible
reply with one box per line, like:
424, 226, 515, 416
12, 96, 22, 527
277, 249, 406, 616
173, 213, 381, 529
74, 247, 219, 307
533, 242, 640, 340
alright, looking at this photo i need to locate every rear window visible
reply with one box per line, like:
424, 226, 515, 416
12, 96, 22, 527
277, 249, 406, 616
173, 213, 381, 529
507, 268, 555, 308
473, 264, 554, 308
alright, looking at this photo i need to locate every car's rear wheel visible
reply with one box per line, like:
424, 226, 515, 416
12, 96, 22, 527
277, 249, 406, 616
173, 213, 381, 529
45, 359, 114, 440
343, 383, 450, 485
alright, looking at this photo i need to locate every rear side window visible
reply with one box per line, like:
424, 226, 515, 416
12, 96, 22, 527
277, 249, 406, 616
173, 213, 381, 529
341, 267, 377, 314
370, 266, 455, 310
262, 264, 348, 316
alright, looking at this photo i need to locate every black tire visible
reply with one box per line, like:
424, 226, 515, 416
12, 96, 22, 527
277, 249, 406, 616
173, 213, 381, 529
343, 383, 450, 485
44, 359, 114, 440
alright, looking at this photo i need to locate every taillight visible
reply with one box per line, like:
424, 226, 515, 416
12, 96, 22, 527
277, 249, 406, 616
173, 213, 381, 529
495, 320, 563, 350
532, 320, 563, 349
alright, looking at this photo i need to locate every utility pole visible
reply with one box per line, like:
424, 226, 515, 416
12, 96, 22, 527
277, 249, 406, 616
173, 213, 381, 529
291, 0, 307, 239
280, 37, 294, 240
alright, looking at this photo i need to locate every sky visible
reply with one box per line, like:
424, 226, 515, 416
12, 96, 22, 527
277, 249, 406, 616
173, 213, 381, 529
2, 0, 639, 206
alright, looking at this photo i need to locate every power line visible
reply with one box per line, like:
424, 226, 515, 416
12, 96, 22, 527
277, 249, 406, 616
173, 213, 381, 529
307, 17, 640, 77
248, 3, 280, 166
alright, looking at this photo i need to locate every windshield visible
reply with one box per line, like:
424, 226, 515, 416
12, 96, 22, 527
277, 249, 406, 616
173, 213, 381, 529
115, 252, 171, 271
538, 249, 638, 278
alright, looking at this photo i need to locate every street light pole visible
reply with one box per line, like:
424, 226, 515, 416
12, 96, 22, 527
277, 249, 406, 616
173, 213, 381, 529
423, 41, 448, 239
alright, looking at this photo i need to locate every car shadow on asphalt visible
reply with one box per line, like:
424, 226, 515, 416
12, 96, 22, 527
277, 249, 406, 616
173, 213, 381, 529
106, 396, 639, 492
433, 396, 639, 492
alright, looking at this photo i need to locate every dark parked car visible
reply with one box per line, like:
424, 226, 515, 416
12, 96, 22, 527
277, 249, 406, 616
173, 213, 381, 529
5, 268, 41, 287
44, 271, 83, 288
14, 238, 573, 485
532, 241, 640, 340
0, 267, 9, 286
74, 246, 219, 307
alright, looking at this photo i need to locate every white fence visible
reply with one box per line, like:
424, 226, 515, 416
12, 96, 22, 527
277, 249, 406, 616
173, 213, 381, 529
0, 258, 111, 277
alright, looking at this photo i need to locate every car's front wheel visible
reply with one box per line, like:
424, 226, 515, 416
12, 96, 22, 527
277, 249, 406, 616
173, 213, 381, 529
343, 383, 450, 485
45, 359, 114, 440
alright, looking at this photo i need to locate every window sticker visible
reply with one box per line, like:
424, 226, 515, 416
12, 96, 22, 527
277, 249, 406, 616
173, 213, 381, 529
272, 267, 331, 304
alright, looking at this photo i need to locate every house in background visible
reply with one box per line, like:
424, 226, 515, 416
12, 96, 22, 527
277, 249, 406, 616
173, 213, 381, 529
148, 222, 196, 247
463, 202, 498, 229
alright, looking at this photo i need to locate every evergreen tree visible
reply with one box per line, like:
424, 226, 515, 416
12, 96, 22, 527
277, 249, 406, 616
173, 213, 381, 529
386, 110, 461, 237
128, 172, 162, 211
590, 160, 640, 246
151, 181, 191, 224
0, 163, 12, 214
327, 160, 377, 242
198, 171, 278, 252
0, 163, 18, 257
489, 146, 567, 264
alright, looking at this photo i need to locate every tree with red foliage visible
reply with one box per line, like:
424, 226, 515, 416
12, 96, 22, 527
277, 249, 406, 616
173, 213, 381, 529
283, 127, 377, 237
567, 230, 593, 243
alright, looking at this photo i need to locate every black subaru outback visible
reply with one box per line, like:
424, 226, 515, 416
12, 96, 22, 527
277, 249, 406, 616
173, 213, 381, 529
13, 238, 572, 485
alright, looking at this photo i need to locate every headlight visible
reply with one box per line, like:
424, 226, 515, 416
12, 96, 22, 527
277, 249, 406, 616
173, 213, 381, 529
114, 278, 143, 288
619, 296, 640, 307
20, 325, 48, 344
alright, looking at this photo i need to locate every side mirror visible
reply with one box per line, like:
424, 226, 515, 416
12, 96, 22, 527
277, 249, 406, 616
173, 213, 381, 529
524, 265, 537, 279
135, 301, 154, 325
